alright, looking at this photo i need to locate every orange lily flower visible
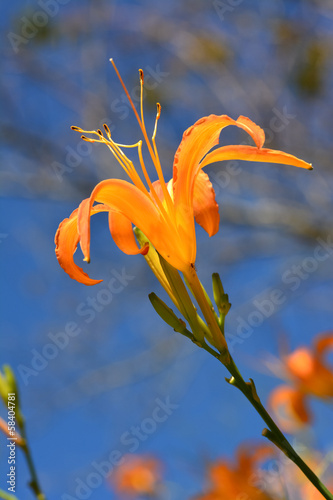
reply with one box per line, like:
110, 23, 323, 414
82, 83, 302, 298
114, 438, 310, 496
269, 385, 311, 433
269, 332, 333, 431
55, 60, 312, 289
276, 447, 333, 500
194, 443, 274, 500
286, 333, 333, 398
109, 455, 161, 497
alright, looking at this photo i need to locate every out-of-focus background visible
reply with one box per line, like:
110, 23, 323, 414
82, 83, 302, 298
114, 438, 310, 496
1, 1, 333, 499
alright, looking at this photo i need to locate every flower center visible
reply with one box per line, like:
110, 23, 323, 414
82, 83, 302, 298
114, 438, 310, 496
72, 59, 178, 229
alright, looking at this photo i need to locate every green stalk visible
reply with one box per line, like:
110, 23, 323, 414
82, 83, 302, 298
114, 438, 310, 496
183, 266, 229, 360
0, 488, 19, 500
224, 355, 333, 500
186, 268, 333, 500
18, 418, 46, 500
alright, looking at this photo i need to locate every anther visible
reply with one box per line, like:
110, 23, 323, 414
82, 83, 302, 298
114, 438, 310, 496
103, 124, 111, 135
139, 69, 144, 84
156, 103, 161, 119
81, 135, 95, 143
97, 129, 103, 136
71, 126, 82, 131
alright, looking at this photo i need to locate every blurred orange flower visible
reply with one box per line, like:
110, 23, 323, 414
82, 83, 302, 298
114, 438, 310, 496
303, 481, 333, 500
109, 455, 161, 497
277, 447, 333, 500
269, 332, 333, 432
194, 444, 275, 500
55, 61, 312, 286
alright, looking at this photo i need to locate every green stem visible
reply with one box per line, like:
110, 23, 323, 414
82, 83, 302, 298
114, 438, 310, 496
185, 267, 333, 500
196, 340, 333, 499
19, 419, 46, 500
223, 355, 333, 500
0, 488, 19, 500
183, 267, 229, 359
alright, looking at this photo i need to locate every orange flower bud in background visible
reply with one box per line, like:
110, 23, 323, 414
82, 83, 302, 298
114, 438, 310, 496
109, 455, 162, 497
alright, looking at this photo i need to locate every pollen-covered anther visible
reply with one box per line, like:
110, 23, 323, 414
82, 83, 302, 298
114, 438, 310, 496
81, 135, 96, 143
103, 124, 111, 137
156, 103, 161, 119
139, 69, 144, 84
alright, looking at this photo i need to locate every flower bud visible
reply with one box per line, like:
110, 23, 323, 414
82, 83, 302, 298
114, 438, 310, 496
149, 293, 187, 333
212, 273, 231, 316
0, 365, 18, 405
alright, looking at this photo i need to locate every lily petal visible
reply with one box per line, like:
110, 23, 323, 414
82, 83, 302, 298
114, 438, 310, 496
285, 341, 333, 398
236, 444, 273, 477
78, 179, 160, 263
173, 114, 267, 207
76, 179, 191, 268
193, 170, 220, 236
200, 144, 313, 171
150, 179, 174, 205
55, 201, 108, 286
314, 332, 333, 358
109, 211, 149, 256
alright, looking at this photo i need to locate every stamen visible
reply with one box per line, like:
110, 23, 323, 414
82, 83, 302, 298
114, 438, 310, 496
110, 59, 144, 130
151, 103, 168, 206
106, 145, 133, 179
139, 69, 145, 126
152, 103, 161, 143
103, 123, 111, 138
81, 135, 96, 143
138, 70, 175, 217
151, 102, 176, 217
104, 139, 148, 194
73, 123, 148, 192
136, 142, 170, 220
110, 59, 172, 212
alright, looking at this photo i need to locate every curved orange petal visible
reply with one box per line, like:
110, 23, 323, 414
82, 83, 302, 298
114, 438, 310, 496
285, 341, 333, 398
208, 462, 236, 493
193, 170, 220, 236
173, 114, 266, 208
109, 211, 149, 256
200, 145, 313, 171
314, 332, 333, 358
55, 201, 108, 286
78, 179, 195, 271
78, 179, 161, 263
236, 443, 273, 476
269, 385, 310, 433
